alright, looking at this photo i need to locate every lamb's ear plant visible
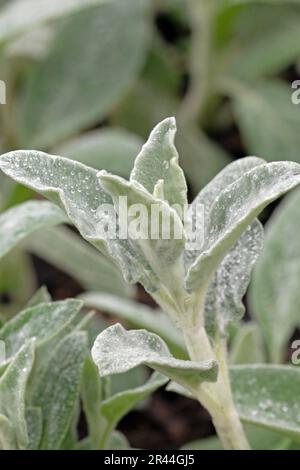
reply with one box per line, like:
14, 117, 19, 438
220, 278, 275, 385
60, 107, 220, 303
2, 117, 300, 449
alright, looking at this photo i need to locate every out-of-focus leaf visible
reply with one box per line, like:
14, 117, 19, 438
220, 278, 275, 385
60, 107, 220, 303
54, 128, 143, 179
224, 4, 300, 79
92, 324, 217, 390
0, 340, 35, 449
26, 226, 132, 298
32, 332, 87, 450
0, 200, 66, 260
250, 188, 300, 362
232, 80, 300, 163
0, 0, 109, 45
176, 127, 231, 196
19, 0, 150, 147
171, 364, 300, 443
80, 292, 186, 359
229, 322, 266, 364
0, 299, 82, 359
111, 45, 180, 139
231, 365, 300, 441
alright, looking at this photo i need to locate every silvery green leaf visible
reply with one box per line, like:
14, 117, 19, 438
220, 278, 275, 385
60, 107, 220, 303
26, 407, 42, 450
233, 80, 300, 163
25, 286, 51, 309
185, 161, 300, 291
100, 372, 168, 440
32, 332, 87, 450
0, 151, 158, 292
231, 365, 300, 441
0, 0, 109, 45
130, 117, 187, 212
54, 128, 144, 178
185, 156, 264, 270
0, 299, 82, 359
0, 340, 35, 449
80, 292, 186, 359
92, 324, 217, 390
19, 0, 150, 147
98, 172, 185, 298
170, 364, 300, 442
0, 414, 15, 450
204, 219, 264, 336
250, 188, 300, 362
0, 200, 66, 260
229, 322, 266, 365
26, 227, 132, 298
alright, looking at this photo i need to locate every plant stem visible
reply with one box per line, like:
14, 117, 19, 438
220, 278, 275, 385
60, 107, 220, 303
179, 0, 215, 126
184, 326, 250, 450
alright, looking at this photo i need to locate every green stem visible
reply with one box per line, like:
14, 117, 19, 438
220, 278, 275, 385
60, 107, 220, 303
183, 324, 250, 450
179, 0, 215, 126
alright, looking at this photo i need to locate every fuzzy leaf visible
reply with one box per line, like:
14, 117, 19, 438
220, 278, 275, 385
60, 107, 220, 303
185, 157, 264, 270
26, 407, 42, 450
250, 188, 300, 362
92, 324, 217, 390
231, 365, 300, 441
185, 161, 300, 291
100, 372, 168, 432
0, 151, 158, 292
170, 365, 300, 442
130, 117, 187, 211
19, 0, 150, 147
98, 172, 185, 298
32, 332, 87, 450
204, 219, 264, 336
80, 292, 186, 359
0, 299, 82, 360
0, 200, 66, 260
0, 340, 35, 449
0, 414, 16, 450
54, 128, 144, 178
0, 0, 109, 44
